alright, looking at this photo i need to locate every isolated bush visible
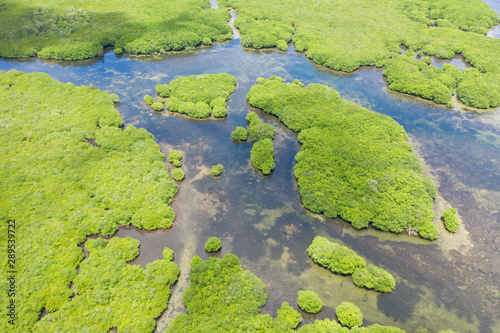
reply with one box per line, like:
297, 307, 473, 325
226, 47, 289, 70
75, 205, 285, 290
336, 302, 363, 328
250, 138, 275, 174
210, 164, 224, 177
442, 208, 460, 232
205, 237, 222, 252
297, 290, 323, 313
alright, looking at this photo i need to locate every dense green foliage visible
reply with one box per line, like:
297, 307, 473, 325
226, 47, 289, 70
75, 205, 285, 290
0, 70, 178, 332
144, 94, 155, 105
441, 208, 460, 232
250, 138, 275, 175
152, 101, 165, 111
205, 237, 222, 252
247, 77, 438, 239
308, 237, 366, 276
168, 150, 183, 166
299, 320, 406, 332
351, 265, 396, 293
220, 0, 500, 108
0, 0, 232, 60
166, 255, 302, 332
246, 112, 276, 142
210, 164, 224, 177
171, 168, 185, 181
383, 55, 462, 106
308, 237, 395, 292
297, 290, 323, 314
34, 237, 179, 332
336, 302, 363, 328
231, 126, 248, 141
245, 112, 276, 174
156, 73, 237, 118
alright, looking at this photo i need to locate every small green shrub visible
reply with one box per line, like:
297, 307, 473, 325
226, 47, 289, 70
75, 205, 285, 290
110, 93, 120, 103
205, 237, 222, 252
297, 290, 323, 314
245, 112, 260, 126
250, 138, 275, 174
171, 168, 185, 181
163, 248, 174, 261
168, 150, 182, 166
203, 37, 213, 45
352, 265, 396, 292
336, 302, 363, 328
210, 164, 224, 177
152, 101, 164, 111
114, 47, 123, 55
231, 127, 248, 141
144, 94, 155, 105
442, 208, 460, 232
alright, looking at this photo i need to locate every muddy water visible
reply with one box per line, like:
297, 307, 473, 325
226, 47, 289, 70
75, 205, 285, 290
2, 5, 500, 333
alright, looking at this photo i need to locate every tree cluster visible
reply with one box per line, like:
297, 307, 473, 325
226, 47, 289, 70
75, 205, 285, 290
308, 237, 396, 293
247, 76, 439, 239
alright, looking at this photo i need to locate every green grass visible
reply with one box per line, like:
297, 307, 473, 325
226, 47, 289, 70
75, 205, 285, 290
220, 0, 500, 109
247, 76, 438, 239
0, 70, 178, 332
0, 0, 232, 60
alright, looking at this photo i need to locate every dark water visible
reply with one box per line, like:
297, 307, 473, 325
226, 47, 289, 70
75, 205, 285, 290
2, 6, 500, 333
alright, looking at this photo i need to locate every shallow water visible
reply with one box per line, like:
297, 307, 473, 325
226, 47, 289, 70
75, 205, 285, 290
2, 5, 500, 333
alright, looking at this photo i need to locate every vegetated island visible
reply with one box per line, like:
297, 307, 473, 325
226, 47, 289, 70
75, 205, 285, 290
247, 76, 439, 240
156, 73, 237, 119
34, 238, 179, 332
0, 70, 179, 332
220, 0, 500, 109
0, 0, 232, 60
246, 112, 276, 174
308, 236, 396, 293
441, 207, 461, 232
166, 253, 407, 332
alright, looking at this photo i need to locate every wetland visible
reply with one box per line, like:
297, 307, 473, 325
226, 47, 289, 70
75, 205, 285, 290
1, 0, 500, 332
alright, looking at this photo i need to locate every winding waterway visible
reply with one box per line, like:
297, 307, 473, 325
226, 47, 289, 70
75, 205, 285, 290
2, 2, 500, 332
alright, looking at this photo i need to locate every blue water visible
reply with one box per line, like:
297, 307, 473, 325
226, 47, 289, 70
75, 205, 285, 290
1, 6, 500, 332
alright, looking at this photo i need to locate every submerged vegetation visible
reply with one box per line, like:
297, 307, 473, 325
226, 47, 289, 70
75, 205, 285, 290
297, 290, 323, 314
308, 237, 396, 293
220, 0, 500, 108
156, 73, 237, 119
441, 208, 460, 232
166, 254, 303, 332
34, 237, 179, 332
247, 76, 438, 239
0, 0, 232, 60
246, 112, 276, 174
0, 70, 178, 332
